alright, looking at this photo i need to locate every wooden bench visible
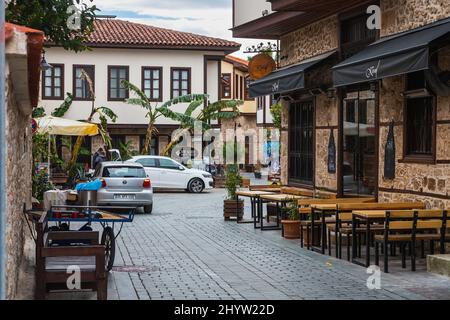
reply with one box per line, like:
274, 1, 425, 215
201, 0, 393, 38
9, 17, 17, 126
326, 202, 427, 260
35, 212, 108, 300
281, 187, 315, 197
297, 198, 376, 249
373, 209, 448, 272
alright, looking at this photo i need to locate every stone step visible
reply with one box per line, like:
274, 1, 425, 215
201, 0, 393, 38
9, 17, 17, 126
427, 254, 450, 278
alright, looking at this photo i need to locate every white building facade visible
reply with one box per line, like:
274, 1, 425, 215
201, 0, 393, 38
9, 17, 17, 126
40, 18, 240, 165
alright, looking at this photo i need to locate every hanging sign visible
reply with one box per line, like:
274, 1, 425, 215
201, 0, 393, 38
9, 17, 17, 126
248, 53, 276, 81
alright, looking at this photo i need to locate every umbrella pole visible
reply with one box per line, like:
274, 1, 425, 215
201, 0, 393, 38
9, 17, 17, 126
48, 135, 51, 182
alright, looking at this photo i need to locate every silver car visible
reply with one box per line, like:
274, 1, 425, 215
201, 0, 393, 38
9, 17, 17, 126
94, 162, 154, 214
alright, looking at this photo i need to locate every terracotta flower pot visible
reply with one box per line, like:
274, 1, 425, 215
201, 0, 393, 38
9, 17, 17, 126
281, 220, 301, 239
223, 199, 244, 221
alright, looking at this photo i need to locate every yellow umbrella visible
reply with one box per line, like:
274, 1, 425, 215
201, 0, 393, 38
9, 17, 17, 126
36, 116, 99, 136
35, 116, 99, 181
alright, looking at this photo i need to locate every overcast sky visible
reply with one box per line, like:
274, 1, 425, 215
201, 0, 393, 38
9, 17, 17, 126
92, 0, 267, 59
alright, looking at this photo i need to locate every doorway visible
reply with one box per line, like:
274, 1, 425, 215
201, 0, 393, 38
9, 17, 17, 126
341, 89, 378, 197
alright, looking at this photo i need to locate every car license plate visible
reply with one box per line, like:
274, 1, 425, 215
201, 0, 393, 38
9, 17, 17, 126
114, 194, 136, 200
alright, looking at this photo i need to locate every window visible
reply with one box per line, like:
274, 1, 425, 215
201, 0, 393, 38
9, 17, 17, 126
102, 166, 146, 178
108, 66, 129, 101
241, 76, 245, 100
159, 158, 182, 170
136, 158, 158, 168
142, 67, 162, 101
221, 73, 231, 98
257, 96, 265, 110
111, 135, 126, 150
171, 68, 191, 98
403, 72, 435, 162
288, 100, 314, 185
140, 135, 158, 155
340, 13, 377, 59
73, 65, 95, 100
42, 64, 64, 100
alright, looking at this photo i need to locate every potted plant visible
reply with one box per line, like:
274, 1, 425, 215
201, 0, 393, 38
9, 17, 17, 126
281, 201, 301, 239
254, 161, 262, 179
223, 164, 244, 221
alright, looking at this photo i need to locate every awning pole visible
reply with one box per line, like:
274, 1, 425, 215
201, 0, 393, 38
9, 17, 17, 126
0, 0, 7, 299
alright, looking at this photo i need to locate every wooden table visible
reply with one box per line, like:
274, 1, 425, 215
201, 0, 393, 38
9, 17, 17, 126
235, 190, 276, 227
260, 194, 310, 233
352, 210, 388, 267
309, 204, 340, 254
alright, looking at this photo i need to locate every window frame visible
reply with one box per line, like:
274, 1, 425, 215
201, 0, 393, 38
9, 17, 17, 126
170, 67, 191, 99
72, 64, 95, 101
107, 65, 130, 101
42, 63, 65, 100
221, 73, 232, 99
402, 77, 437, 164
141, 66, 163, 102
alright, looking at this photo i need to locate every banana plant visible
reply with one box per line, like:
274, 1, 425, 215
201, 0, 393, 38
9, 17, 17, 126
122, 80, 207, 155
161, 99, 242, 156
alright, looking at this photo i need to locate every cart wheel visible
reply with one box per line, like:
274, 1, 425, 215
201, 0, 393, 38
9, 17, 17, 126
101, 227, 115, 272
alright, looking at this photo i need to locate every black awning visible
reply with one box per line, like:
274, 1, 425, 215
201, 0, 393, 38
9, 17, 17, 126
249, 51, 336, 98
333, 17, 450, 87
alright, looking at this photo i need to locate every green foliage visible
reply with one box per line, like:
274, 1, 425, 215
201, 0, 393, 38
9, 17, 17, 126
118, 141, 138, 161
32, 132, 50, 164
270, 102, 282, 130
51, 93, 73, 117
225, 164, 241, 200
32, 169, 54, 202
283, 201, 300, 221
32, 107, 46, 118
6, 0, 99, 52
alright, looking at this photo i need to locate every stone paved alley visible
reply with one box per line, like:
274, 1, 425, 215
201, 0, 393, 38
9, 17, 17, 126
48, 189, 450, 300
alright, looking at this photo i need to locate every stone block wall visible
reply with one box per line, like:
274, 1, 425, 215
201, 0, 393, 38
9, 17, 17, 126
280, 15, 339, 68
315, 94, 339, 192
378, 45, 450, 207
5, 69, 33, 299
381, 0, 450, 37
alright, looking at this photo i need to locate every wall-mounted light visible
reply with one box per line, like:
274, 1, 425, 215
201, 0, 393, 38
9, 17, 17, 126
41, 50, 53, 71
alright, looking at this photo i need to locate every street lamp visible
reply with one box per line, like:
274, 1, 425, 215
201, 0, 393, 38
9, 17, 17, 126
41, 50, 53, 71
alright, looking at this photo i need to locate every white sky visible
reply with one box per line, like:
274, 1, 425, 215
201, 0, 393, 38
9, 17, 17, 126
91, 0, 268, 59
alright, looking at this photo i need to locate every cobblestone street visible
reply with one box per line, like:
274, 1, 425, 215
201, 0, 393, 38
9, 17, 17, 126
49, 189, 450, 300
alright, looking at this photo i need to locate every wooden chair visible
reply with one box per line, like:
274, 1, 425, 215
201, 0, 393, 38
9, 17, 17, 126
298, 198, 376, 249
35, 213, 108, 300
374, 210, 447, 273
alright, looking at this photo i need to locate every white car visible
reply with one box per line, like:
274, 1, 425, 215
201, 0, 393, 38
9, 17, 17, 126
127, 156, 214, 193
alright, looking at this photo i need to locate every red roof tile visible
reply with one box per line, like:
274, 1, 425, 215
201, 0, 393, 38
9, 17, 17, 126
82, 19, 241, 52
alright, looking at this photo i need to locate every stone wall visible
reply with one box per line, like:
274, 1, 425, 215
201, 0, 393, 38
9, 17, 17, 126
381, 0, 450, 37
315, 94, 339, 192
280, 15, 339, 68
378, 45, 450, 207
4, 67, 33, 299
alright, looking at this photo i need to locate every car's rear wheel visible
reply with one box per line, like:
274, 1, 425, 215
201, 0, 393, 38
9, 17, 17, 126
144, 204, 153, 214
188, 178, 204, 193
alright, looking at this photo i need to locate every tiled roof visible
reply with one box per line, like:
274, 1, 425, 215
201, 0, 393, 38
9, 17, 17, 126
83, 19, 241, 52
225, 55, 249, 67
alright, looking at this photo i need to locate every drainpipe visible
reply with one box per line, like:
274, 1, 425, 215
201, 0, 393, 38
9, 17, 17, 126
0, 0, 6, 300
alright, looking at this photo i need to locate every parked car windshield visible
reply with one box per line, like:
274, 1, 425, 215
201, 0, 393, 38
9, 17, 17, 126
102, 166, 146, 178
136, 158, 158, 168
159, 158, 183, 170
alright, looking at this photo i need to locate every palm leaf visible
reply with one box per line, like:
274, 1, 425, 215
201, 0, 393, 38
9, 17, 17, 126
208, 111, 240, 121
185, 99, 204, 117
160, 94, 207, 109
51, 93, 73, 117
121, 80, 149, 103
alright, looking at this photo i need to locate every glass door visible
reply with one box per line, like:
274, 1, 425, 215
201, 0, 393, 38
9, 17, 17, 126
342, 90, 377, 196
